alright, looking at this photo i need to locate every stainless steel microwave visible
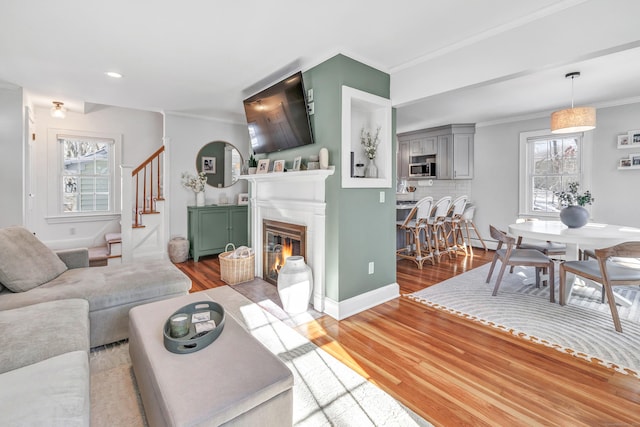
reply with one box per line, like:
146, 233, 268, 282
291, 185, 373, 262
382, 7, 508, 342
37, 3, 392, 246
409, 162, 436, 177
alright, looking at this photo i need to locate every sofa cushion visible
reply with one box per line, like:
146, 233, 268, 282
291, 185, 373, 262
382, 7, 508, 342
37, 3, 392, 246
0, 226, 68, 292
0, 299, 90, 374
0, 351, 90, 427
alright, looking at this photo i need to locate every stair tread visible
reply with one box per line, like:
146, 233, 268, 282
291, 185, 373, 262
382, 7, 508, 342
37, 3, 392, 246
105, 232, 122, 244
88, 246, 108, 260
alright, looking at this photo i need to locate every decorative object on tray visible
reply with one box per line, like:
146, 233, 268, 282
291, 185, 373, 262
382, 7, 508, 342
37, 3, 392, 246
277, 255, 313, 314
361, 126, 381, 178
182, 171, 207, 206
555, 182, 594, 228
219, 243, 255, 285
163, 301, 226, 354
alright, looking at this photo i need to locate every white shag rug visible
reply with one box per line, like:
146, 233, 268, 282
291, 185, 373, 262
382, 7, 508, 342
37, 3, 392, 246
406, 263, 640, 377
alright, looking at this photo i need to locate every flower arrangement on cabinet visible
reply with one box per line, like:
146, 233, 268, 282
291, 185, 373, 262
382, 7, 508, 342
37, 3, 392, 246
360, 126, 381, 160
555, 182, 594, 207
181, 171, 207, 193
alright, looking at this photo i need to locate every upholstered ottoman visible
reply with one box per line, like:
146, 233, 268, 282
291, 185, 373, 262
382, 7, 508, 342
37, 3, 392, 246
129, 293, 293, 426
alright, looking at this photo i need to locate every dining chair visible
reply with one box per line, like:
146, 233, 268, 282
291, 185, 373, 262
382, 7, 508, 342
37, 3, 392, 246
427, 196, 452, 263
510, 218, 566, 274
559, 241, 640, 333
486, 225, 555, 302
444, 195, 468, 256
396, 197, 434, 269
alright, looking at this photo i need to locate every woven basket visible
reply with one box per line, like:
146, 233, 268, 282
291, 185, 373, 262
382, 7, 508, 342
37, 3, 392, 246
219, 243, 255, 285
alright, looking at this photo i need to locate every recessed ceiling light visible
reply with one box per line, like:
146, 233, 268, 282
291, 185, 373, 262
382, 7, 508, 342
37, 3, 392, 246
105, 71, 123, 79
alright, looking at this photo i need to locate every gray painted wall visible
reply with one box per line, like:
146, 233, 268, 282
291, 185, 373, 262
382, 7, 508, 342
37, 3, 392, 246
0, 85, 24, 228
471, 102, 640, 247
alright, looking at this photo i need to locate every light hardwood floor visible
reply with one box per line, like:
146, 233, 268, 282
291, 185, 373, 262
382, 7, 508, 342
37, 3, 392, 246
177, 250, 640, 426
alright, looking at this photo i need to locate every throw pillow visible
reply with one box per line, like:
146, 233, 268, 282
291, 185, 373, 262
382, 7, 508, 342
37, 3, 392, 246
0, 226, 68, 292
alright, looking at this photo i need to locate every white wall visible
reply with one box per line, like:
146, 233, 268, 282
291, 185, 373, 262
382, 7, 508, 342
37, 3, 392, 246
472, 102, 640, 246
32, 105, 163, 248
164, 114, 250, 240
0, 84, 24, 228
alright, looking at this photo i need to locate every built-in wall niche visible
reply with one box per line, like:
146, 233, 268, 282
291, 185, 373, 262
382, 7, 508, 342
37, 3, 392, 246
341, 85, 392, 188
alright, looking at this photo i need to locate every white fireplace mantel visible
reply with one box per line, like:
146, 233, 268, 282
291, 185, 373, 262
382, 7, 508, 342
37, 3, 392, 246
238, 167, 335, 312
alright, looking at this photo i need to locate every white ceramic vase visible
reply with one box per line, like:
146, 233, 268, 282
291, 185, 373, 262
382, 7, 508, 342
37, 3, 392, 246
277, 256, 313, 314
196, 191, 205, 207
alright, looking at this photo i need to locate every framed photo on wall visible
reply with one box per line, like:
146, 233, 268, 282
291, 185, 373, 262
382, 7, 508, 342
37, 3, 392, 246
628, 130, 640, 146
617, 134, 630, 148
619, 158, 632, 167
202, 157, 216, 174
257, 159, 270, 174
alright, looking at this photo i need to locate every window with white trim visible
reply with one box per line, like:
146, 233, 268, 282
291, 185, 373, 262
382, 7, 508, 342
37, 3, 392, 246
519, 130, 590, 217
59, 135, 114, 213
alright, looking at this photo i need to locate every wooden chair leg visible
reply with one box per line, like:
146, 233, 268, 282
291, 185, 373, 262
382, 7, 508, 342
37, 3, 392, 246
492, 261, 509, 296
559, 264, 567, 306
603, 282, 623, 333
486, 254, 500, 283
548, 261, 555, 303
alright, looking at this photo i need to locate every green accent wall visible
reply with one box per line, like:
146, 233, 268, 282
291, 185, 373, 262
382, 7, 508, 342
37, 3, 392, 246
259, 54, 396, 303
307, 55, 397, 302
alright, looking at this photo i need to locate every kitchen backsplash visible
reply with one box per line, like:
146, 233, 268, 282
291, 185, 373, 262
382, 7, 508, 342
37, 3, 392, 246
398, 179, 472, 203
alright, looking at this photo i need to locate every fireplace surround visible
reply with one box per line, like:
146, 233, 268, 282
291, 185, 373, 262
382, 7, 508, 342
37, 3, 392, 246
239, 168, 334, 312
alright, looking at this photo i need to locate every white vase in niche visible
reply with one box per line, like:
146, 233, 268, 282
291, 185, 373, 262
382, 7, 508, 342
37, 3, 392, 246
196, 191, 205, 207
364, 158, 378, 178
277, 256, 313, 314
319, 147, 329, 169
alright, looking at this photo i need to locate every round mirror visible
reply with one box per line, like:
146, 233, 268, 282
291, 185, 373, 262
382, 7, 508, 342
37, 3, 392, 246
196, 141, 243, 188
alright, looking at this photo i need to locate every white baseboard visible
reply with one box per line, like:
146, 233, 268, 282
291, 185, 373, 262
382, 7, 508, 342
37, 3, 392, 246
323, 282, 399, 320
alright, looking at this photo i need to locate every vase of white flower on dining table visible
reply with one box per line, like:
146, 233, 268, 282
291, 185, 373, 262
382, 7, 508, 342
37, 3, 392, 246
182, 171, 207, 206
361, 126, 381, 178
555, 181, 594, 228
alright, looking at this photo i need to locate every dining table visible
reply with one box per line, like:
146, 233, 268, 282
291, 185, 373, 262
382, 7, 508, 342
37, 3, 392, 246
508, 220, 640, 306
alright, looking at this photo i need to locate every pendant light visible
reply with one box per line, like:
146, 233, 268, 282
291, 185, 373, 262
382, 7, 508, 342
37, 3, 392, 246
50, 101, 66, 119
550, 72, 596, 134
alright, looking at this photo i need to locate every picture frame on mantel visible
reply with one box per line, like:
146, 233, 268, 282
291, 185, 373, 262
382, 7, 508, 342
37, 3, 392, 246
256, 159, 270, 174
617, 134, 630, 148
628, 130, 640, 146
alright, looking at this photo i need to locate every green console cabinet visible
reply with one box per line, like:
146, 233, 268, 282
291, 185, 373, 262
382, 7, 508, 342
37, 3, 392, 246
187, 205, 248, 261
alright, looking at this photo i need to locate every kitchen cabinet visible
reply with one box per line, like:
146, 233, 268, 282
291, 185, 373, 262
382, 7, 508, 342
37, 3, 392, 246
409, 137, 437, 156
437, 131, 474, 180
397, 140, 409, 178
187, 205, 248, 261
399, 124, 474, 180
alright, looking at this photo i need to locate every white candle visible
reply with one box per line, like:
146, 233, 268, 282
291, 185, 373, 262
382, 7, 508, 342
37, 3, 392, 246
169, 313, 190, 338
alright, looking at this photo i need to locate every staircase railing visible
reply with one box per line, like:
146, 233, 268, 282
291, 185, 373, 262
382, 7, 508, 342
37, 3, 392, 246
131, 146, 165, 228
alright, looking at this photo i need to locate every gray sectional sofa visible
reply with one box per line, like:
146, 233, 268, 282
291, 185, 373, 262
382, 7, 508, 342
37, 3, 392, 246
0, 226, 192, 426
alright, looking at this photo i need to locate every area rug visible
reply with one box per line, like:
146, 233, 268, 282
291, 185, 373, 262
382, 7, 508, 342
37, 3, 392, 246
406, 263, 640, 377
90, 286, 431, 426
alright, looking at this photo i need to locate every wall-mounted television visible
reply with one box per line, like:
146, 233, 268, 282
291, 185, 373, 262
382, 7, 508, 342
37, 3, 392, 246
243, 72, 314, 154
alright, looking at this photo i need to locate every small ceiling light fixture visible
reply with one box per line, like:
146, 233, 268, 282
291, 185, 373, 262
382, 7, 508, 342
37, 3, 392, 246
105, 71, 123, 78
550, 71, 596, 134
50, 101, 66, 119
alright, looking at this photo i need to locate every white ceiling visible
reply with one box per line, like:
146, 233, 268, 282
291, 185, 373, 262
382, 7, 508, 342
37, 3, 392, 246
2, 0, 640, 134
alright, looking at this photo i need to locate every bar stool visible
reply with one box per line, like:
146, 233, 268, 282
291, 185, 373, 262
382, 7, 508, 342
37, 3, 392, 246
444, 195, 468, 256
427, 196, 452, 263
460, 205, 488, 255
396, 197, 434, 269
